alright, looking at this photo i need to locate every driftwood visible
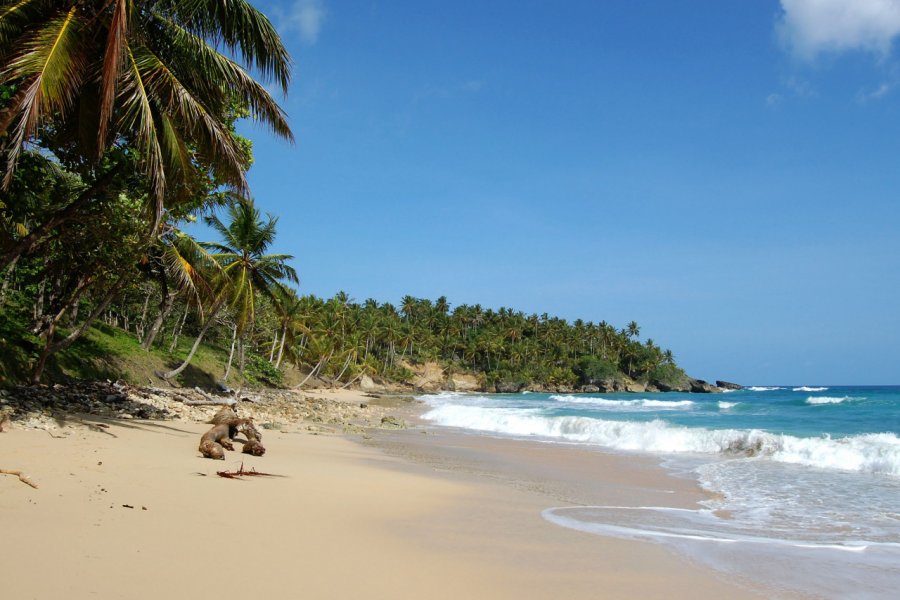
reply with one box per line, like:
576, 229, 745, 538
198, 414, 265, 459
216, 463, 282, 479
0, 469, 38, 488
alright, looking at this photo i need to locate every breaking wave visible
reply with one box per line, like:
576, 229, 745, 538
718, 401, 738, 409
806, 396, 862, 405
421, 404, 900, 476
747, 386, 783, 391
794, 386, 828, 392
549, 395, 694, 409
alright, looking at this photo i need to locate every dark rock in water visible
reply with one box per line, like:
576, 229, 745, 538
495, 381, 526, 393
653, 380, 685, 392
716, 380, 743, 390
689, 378, 720, 394
594, 378, 627, 393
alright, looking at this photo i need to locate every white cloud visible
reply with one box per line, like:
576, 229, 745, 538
461, 80, 485, 92
778, 0, 900, 59
857, 81, 893, 101
276, 0, 326, 45
766, 92, 783, 107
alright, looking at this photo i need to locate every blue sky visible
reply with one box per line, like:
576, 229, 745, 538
222, 0, 900, 384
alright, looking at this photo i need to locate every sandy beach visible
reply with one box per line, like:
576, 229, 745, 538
0, 388, 767, 599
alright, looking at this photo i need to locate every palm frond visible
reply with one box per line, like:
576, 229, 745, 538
132, 44, 248, 193
166, 0, 291, 93
118, 43, 165, 206
98, 0, 130, 147
1, 6, 86, 187
148, 13, 292, 141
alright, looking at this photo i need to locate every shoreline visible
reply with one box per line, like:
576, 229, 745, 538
1, 386, 768, 599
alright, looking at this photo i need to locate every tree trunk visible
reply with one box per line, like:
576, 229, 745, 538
0, 254, 18, 307
333, 352, 353, 386
275, 324, 287, 368
136, 290, 151, 342
294, 351, 332, 389
237, 338, 246, 387
33, 276, 46, 323
169, 306, 189, 352
142, 291, 176, 350
158, 301, 223, 380
31, 274, 128, 383
268, 330, 278, 362
223, 321, 237, 382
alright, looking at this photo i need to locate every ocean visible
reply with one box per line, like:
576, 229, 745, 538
419, 386, 900, 599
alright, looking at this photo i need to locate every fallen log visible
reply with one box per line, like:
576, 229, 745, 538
1, 469, 38, 488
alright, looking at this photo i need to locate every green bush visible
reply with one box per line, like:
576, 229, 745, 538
245, 354, 284, 386
575, 356, 618, 384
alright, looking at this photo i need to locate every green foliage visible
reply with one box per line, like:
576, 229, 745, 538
244, 353, 284, 386
575, 356, 619, 384
647, 363, 690, 389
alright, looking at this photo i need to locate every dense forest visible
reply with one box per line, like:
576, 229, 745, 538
0, 0, 698, 393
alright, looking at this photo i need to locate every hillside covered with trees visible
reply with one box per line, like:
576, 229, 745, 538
0, 0, 704, 394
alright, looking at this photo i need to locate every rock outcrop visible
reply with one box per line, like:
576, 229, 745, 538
689, 378, 721, 393
715, 380, 742, 390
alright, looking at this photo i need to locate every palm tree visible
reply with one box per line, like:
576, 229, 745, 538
159, 198, 296, 381
0, 0, 293, 269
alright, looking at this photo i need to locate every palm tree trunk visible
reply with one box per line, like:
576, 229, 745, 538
158, 301, 223, 380
142, 291, 176, 350
237, 338, 247, 387
294, 351, 332, 389
268, 330, 279, 362
275, 324, 287, 368
333, 352, 353, 386
223, 322, 238, 382
169, 306, 189, 352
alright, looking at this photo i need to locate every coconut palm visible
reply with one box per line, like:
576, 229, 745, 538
0, 0, 293, 270
159, 198, 296, 380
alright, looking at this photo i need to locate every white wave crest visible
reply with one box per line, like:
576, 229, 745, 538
550, 395, 694, 409
421, 405, 900, 476
805, 396, 863, 405
794, 386, 828, 392
747, 386, 783, 391
718, 401, 738, 409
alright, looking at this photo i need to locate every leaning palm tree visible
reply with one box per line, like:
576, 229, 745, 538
0, 0, 293, 270
159, 198, 297, 381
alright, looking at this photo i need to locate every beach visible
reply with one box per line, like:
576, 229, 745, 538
0, 387, 766, 599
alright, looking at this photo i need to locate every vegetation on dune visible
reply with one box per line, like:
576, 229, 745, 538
0, 0, 691, 392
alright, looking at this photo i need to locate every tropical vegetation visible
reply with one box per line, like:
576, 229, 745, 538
0, 0, 691, 392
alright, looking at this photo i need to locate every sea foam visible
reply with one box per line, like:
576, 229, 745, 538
421, 404, 900, 476
805, 396, 861, 405
747, 386, 783, 391
550, 395, 694, 409
794, 386, 828, 392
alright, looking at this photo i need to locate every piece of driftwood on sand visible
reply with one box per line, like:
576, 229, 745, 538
0, 469, 39, 488
216, 463, 283, 479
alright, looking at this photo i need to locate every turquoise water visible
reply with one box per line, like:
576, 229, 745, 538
420, 386, 900, 598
